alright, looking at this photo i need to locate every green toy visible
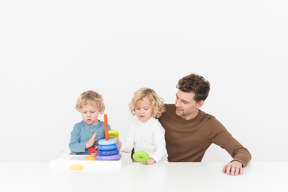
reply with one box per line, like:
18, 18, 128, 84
108, 130, 119, 138
133, 151, 149, 162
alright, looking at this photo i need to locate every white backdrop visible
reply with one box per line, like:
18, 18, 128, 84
0, 0, 287, 163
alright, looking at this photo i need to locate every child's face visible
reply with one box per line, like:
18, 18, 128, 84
135, 97, 153, 122
80, 105, 100, 125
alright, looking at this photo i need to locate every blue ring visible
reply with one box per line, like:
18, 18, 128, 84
98, 139, 117, 145
98, 149, 119, 156
97, 153, 122, 161
98, 144, 117, 151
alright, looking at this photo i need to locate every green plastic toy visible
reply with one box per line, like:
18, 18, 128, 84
133, 151, 149, 162
108, 130, 119, 138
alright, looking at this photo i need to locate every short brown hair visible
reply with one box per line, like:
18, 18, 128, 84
177, 73, 210, 102
75, 90, 105, 113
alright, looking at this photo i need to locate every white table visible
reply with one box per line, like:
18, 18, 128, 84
0, 159, 287, 192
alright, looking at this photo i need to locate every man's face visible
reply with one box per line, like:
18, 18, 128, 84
175, 90, 203, 120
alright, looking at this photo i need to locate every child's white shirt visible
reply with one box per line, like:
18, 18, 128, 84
120, 117, 168, 162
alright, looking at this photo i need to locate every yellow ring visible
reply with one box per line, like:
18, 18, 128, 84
108, 130, 119, 138
70, 164, 83, 170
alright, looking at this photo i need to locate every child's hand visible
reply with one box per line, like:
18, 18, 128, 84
145, 157, 156, 165
91, 152, 97, 157
114, 137, 122, 149
85, 133, 97, 149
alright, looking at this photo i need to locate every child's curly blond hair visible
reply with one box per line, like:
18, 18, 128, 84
129, 87, 165, 118
75, 90, 105, 113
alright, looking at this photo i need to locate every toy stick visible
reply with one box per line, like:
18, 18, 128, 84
104, 114, 109, 140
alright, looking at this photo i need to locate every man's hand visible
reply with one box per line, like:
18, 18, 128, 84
223, 161, 243, 176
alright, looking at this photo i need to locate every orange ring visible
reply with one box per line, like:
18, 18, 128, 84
85, 156, 96, 161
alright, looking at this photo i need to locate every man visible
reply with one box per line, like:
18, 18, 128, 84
159, 73, 251, 176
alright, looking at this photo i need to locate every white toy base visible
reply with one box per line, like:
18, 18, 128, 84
50, 149, 122, 169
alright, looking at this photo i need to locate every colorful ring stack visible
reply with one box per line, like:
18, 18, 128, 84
96, 138, 122, 161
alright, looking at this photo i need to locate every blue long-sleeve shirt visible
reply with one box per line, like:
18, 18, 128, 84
69, 120, 111, 155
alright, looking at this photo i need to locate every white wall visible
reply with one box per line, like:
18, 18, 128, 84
0, 0, 287, 162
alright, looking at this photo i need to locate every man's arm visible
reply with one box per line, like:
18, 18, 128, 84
208, 118, 252, 175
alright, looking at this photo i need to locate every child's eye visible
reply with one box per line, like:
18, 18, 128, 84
90, 111, 95, 114
82, 112, 87, 114
144, 108, 149, 110
135, 108, 140, 110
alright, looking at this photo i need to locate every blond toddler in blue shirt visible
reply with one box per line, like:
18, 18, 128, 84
69, 90, 111, 155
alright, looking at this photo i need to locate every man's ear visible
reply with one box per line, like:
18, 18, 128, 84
197, 100, 204, 109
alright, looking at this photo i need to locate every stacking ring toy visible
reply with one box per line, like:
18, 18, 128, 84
84, 156, 96, 161
133, 151, 149, 162
98, 149, 119, 156
98, 144, 117, 151
108, 130, 119, 138
70, 164, 83, 170
99, 138, 117, 145
97, 153, 122, 161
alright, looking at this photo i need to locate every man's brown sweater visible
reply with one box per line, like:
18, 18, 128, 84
159, 104, 251, 167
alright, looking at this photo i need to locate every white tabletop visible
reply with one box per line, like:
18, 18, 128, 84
0, 159, 287, 192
